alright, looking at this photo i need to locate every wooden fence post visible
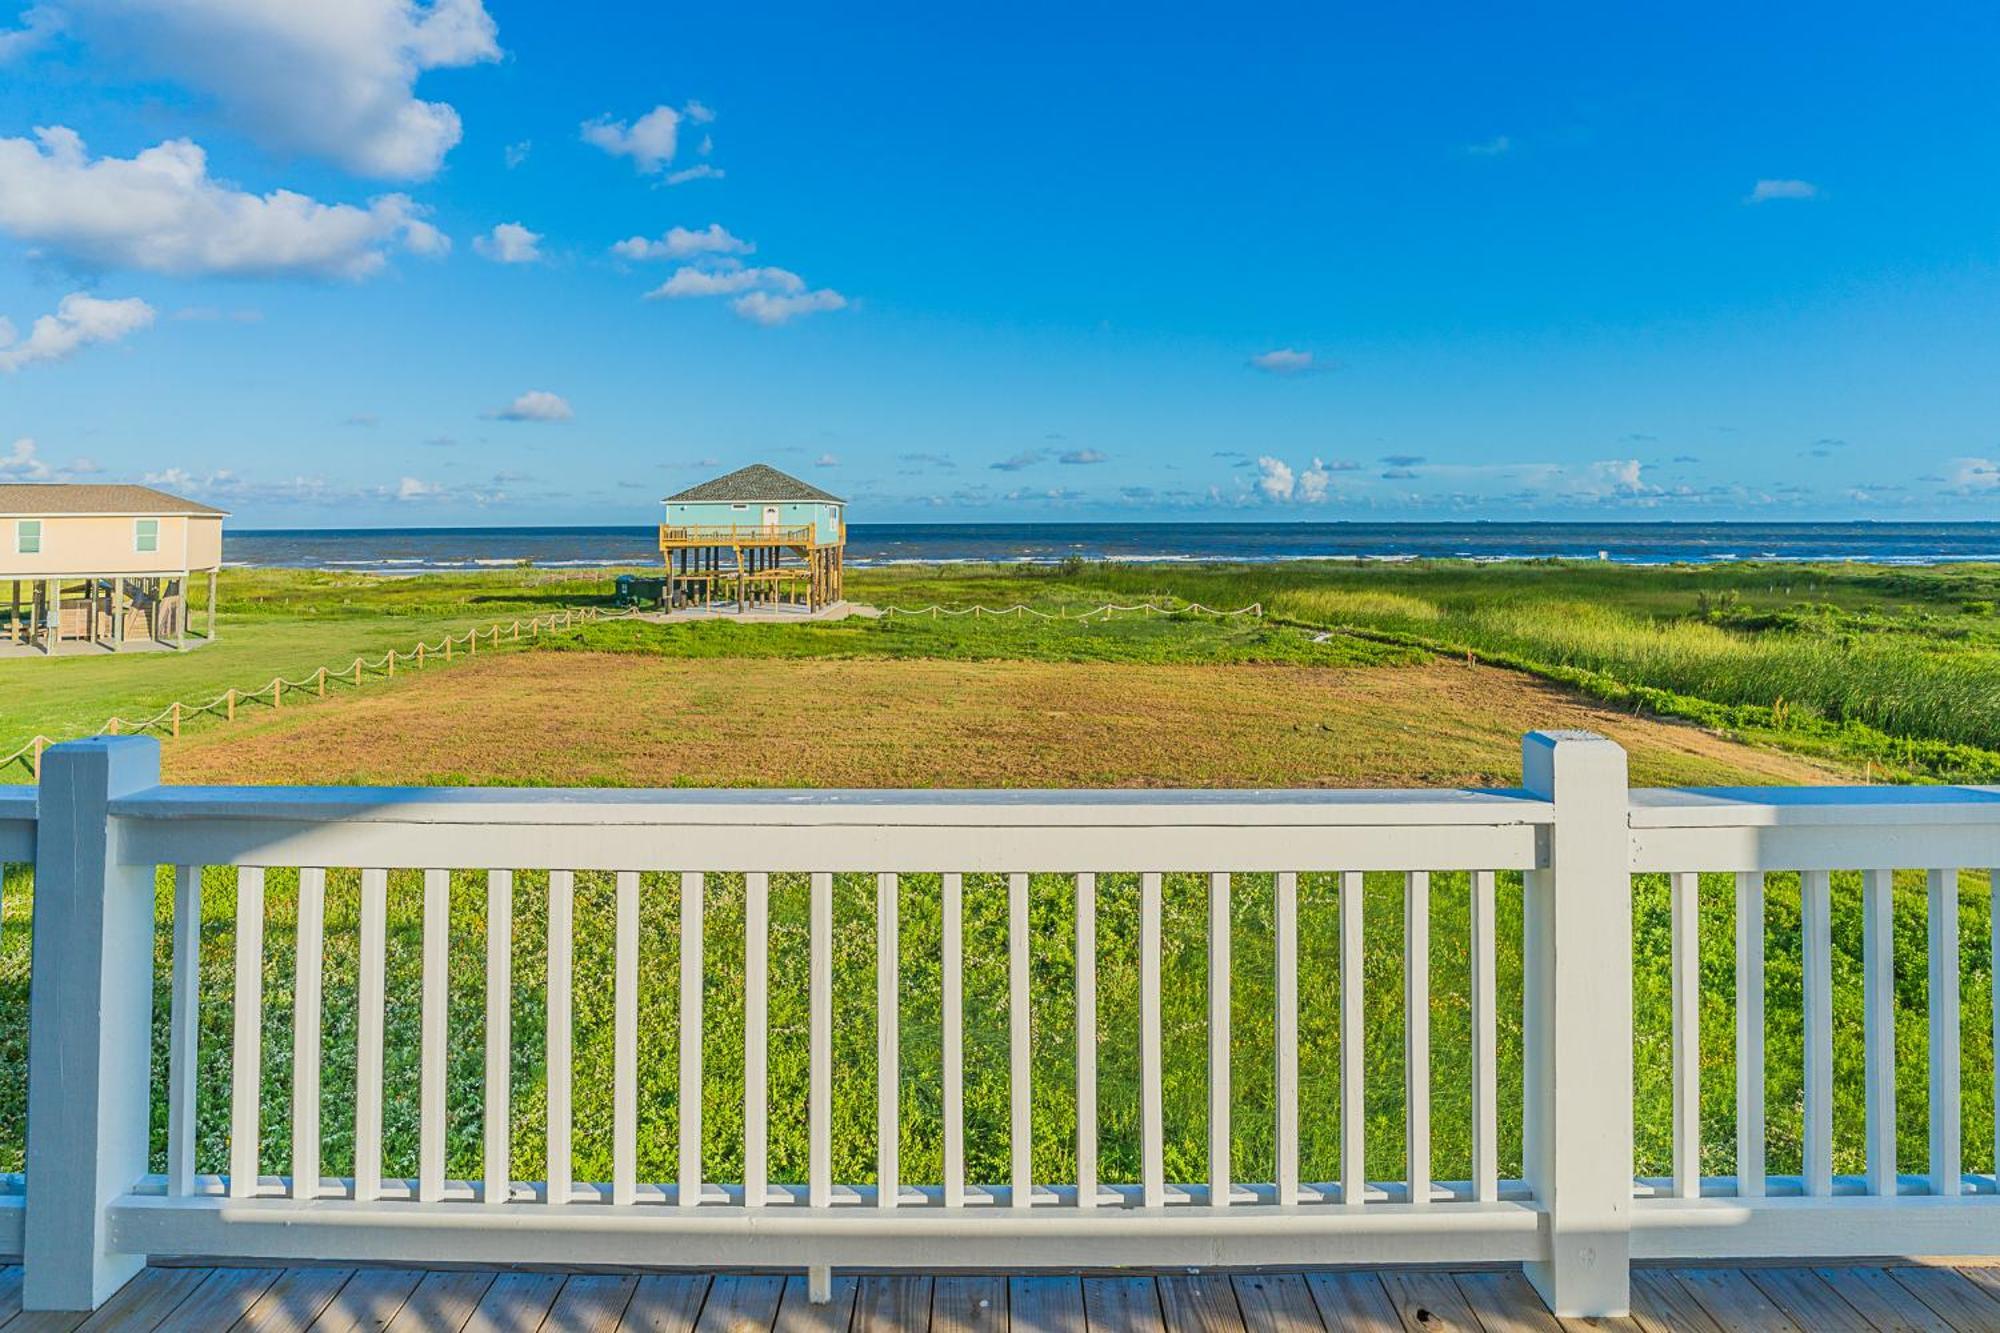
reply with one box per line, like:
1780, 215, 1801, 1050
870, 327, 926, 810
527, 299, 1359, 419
272, 679, 283, 709
318, 666, 327, 697
355, 658, 365, 686
417, 642, 426, 668
170, 702, 180, 739
468, 628, 476, 656
225, 689, 235, 722
31, 736, 44, 780
1520, 730, 1633, 1318
24, 737, 161, 1311
445, 635, 453, 662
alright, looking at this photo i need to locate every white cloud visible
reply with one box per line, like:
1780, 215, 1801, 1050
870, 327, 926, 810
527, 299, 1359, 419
612, 223, 752, 261
62, 0, 500, 180
1464, 135, 1511, 156
489, 389, 572, 422
1250, 347, 1316, 374
647, 263, 803, 298
664, 164, 724, 186
1943, 458, 2000, 493
733, 287, 847, 325
1059, 449, 1107, 465
1255, 456, 1294, 501
683, 100, 715, 125
0, 127, 447, 278
1747, 178, 1819, 203
814, 453, 838, 467
473, 221, 542, 263
503, 139, 531, 169
1, 437, 48, 478
582, 105, 682, 173
397, 476, 441, 500
0, 4, 63, 62
1587, 458, 1651, 495
1298, 458, 1333, 502
0, 292, 154, 371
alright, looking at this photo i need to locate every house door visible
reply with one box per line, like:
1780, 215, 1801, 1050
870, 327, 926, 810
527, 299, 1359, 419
762, 506, 780, 529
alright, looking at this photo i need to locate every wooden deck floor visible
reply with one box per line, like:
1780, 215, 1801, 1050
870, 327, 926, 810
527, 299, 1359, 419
1, 1262, 1997, 1332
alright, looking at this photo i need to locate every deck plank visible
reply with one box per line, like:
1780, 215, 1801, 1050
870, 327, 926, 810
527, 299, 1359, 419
1888, 1267, 2000, 1333
74, 1266, 218, 1332
0, 1269, 22, 1326
773, 1275, 858, 1333
383, 1271, 496, 1333
1376, 1271, 1483, 1333
1158, 1276, 1245, 1333
1627, 1271, 1721, 1333
1451, 1270, 1564, 1332
1813, 1268, 1955, 1333
695, 1276, 786, 1333
307, 1268, 424, 1333
461, 1272, 564, 1332
1670, 1270, 1800, 1333
1743, 1269, 1871, 1333
853, 1277, 932, 1333
1083, 1278, 1165, 1333
929, 1276, 1005, 1333
155, 1267, 282, 1333
1229, 1276, 1319, 1333
233, 1268, 355, 1333
618, 1275, 713, 1333
1008, 1278, 1086, 1333
1302, 1273, 1400, 1333
545, 1275, 640, 1332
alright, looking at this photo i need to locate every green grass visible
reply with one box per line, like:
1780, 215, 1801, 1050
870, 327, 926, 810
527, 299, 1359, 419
0, 863, 1990, 1191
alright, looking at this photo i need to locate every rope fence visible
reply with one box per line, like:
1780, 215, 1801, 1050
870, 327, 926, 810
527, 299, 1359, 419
880, 600, 1262, 623
2, 604, 630, 780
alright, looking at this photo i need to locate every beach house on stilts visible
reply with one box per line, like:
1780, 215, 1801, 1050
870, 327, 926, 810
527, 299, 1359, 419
659, 463, 846, 612
1, 483, 226, 655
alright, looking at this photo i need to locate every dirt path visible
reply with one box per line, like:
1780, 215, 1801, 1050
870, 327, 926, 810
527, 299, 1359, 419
162, 653, 1845, 788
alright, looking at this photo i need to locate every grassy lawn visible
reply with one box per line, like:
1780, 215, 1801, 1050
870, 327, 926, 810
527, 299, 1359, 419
5, 558, 1999, 1193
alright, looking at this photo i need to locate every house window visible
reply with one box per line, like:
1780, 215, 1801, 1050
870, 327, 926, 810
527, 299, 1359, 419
135, 518, 159, 553
15, 519, 40, 555
731, 503, 749, 511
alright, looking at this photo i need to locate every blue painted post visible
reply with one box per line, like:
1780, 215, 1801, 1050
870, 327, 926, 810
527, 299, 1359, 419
25, 736, 161, 1311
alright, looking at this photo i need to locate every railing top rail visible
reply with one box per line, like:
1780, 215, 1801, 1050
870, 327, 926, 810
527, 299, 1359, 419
109, 783, 1554, 829
1631, 785, 2000, 829
0, 790, 34, 820
0, 789, 32, 861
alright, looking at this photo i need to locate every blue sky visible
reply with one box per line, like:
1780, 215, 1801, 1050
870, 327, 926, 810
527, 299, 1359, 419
2, 2, 1998, 526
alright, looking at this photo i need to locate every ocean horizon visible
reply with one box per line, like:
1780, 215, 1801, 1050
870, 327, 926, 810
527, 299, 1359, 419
224, 520, 2000, 572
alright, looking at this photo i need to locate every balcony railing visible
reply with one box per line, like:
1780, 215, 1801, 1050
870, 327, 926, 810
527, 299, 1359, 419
659, 524, 817, 546
6, 732, 2000, 1316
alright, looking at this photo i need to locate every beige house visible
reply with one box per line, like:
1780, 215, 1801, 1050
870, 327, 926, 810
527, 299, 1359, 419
1, 484, 227, 654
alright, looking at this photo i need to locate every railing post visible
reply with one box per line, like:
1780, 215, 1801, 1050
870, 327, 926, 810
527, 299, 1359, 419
1520, 729, 1632, 1318
25, 736, 162, 1311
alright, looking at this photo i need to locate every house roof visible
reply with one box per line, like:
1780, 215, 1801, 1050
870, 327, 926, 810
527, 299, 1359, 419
663, 463, 844, 505
0, 484, 229, 517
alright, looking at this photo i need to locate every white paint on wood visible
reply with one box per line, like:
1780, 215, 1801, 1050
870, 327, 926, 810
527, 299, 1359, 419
613, 870, 639, 1206
1470, 869, 1497, 1205
1803, 869, 1833, 1198
1275, 870, 1299, 1207
1341, 870, 1364, 1207
1140, 870, 1164, 1209
877, 871, 899, 1209
681, 871, 704, 1207
1209, 871, 1231, 1208
1405, 870, 1430, 1207
1671, 871, 1700, 1200
942, 871, 964, 1209
1735, 871, 1765, 1198
419, 867, 448, 1204
229, 866, 265, 1199
1862, 868, 1896, 1197
1010, 870, 1032, 1209
355, 867, 388, 1204
293, 867, 325, 1202
1076, 872, 1098, 1209
485, 869, 512, 1205
1929, 867, 1962, 1197
547, 870, 573, 1205
811, 870, 833, 1209
745, 871, 769, 1208
168, 864, 202, 1198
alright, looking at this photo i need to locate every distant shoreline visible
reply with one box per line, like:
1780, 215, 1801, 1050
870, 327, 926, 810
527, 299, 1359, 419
222, 519, 2000, 571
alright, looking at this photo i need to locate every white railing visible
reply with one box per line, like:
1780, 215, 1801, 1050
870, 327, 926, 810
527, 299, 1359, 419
7, 732, 2000, 1318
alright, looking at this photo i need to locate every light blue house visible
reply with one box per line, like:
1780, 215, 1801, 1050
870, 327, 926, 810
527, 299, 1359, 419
659, 463, 847, 610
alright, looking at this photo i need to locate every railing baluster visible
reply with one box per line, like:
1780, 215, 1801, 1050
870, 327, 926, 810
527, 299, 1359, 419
877, 871, 899, 1209
1470, 869, 1498, 1204
419, 867, 448, 1203
810, 870, 833, 1208
1406, 870, 1430, 1206
485, 870, 512, 1205
1341, 870, 1364, 1206
1077, 872, 1098, 1209
229, 866, 265, 1199
167, 863, 202, 1198
1009, 870, 1031, 1209
745, 871, 768, 1208
942, 871, 965, 1209
613, 870, 639, 1206
1209, 871, 1231, 1208
1863, 869, 1896, 1197
1735, 871, 1765, 1197
547, 870, 573, 1205
680, 871, 704, 1208
1803, 869, 1833, 1197
1141, 870, 1164, 1208
1274, 871, 1298, 1207
293, 867, 325, 1202
355, 866, 387, 1203
1671, 871, 1700, 1200
1929, 867, 1962, 1197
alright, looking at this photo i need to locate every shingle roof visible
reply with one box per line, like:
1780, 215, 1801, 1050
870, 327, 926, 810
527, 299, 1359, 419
0, 484, 229, 516
663, 463, 844, 504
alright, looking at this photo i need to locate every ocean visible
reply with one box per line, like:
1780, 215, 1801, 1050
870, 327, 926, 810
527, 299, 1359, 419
225, 521, 2000, 572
